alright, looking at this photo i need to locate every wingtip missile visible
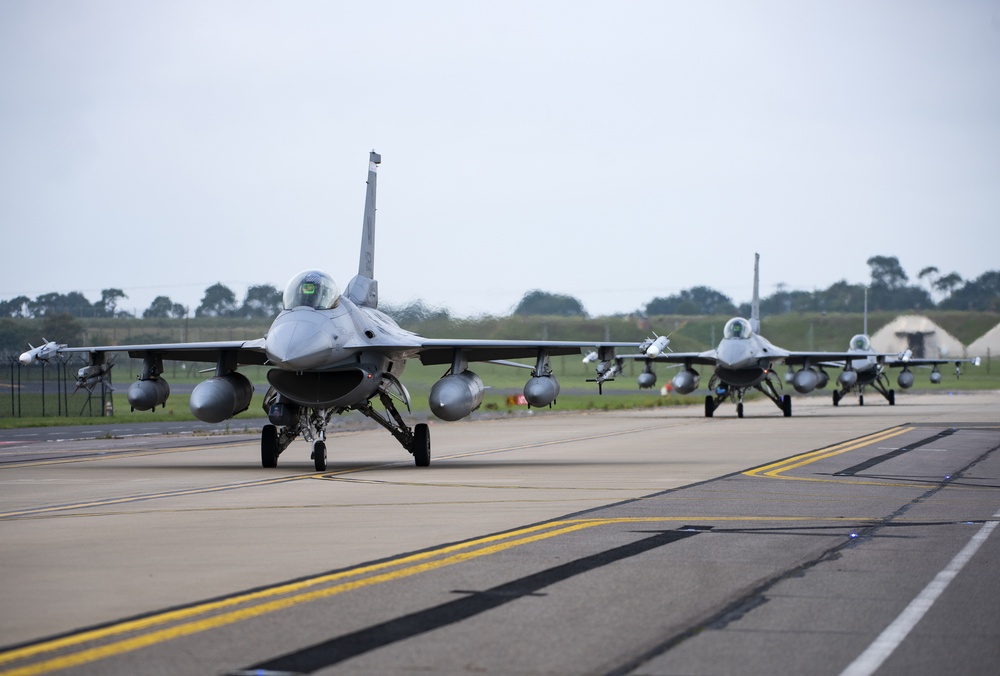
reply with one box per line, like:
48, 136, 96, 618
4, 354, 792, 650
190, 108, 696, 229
645, 335, 670, 358
19, 339, 65, 365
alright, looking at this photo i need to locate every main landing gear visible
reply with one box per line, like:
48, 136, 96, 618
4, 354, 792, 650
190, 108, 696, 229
259, 388, 432, 470
832, 375, 895, 408
704, 375, 791, 418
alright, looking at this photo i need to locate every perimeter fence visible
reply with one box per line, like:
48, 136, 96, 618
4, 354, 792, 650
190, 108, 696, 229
1, 353, 112, 419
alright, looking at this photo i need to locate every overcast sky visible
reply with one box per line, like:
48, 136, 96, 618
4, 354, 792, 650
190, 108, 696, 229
1, 1, 997, 318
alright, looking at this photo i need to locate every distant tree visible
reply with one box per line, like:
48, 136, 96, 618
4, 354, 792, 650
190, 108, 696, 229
867, 255, 909, 290
196, 283, 238, 317
144, 296, 188, 319
939, 271, 1000, 311
384, 300, 451, 325
645, 286, 736, 316
815, 280, 866, 313
757, 289, 816, 315
240, 284, 282, 318
867, 284, 933, 312
95, 288, 127, 317
933, 272, 963, 297
514, 290, 587, 317
917, 266, 939, 297
28, 292, 94, 318
0, 295, 31, 317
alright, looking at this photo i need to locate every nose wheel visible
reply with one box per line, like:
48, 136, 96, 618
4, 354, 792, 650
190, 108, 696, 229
312, 440, 327, 472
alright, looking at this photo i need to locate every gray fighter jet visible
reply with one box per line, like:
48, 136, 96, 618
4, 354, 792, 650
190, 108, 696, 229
612, 253, 867, 418
830, 291, 979, 406
20, 152, 635, 470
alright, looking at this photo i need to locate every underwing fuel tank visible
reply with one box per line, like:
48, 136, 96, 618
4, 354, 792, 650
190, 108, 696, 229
637, 370, 657, 389
190, 373, 254, 423
128, 378, 170, 411
429, 371, 484, 421
524, 374, 560, 407
897, 369, 915, 389
792, 368, 819, 394
838, 370, 858, 388
671, 368, 700, 395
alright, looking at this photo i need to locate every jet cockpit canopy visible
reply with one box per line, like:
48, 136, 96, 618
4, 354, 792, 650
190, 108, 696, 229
283, 270, 340, 310
851, 334, 871, 351
723, 317, 753, 340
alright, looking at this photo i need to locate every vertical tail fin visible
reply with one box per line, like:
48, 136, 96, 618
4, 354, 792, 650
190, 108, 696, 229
750, 252, 761, 334
863, 286, 869, 336
345, 151, 382, 308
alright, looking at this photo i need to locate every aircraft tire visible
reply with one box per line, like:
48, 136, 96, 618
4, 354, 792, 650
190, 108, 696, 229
782, 395, 792, 417
411, 423, 431, 467
736, 403, 744, 418
261, 425, 278, 468
832, 391, 840, 407
313, 440, 327, 472
859, 394, 865, 407
704, 396, 714, 418
888, 390, 895, 406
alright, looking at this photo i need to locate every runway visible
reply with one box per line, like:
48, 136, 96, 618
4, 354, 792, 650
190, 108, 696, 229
1, 392, 998, 675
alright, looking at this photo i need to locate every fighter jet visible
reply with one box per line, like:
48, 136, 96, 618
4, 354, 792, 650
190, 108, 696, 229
20, 152, 636, 470
613, 253, 867, 418
829, 291, 980, 406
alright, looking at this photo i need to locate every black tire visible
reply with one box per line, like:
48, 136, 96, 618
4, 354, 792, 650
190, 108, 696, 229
411, 423, 431, 467
888, 389, 895, 406
832, 391, 840, 407
859, 394, 865, 407
261, 425, 278, 468
704, 396, 714, 418
313, 440, 327, 472
736, 402, 744, 418
782, 395, 792, 417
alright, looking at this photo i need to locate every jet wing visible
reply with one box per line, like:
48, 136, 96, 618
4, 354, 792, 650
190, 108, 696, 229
618, 351, 719, 367
414, 339, 639, 366
881, 356, 981, 368
779, 351, 886, 367
41, 340, 269, 366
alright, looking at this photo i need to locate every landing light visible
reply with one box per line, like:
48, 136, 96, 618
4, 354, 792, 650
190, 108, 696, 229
849, 533, 858, 539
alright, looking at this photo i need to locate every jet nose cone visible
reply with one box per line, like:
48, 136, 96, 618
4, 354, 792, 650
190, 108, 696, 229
265, 317, 333, 371
715, 342, 747, 369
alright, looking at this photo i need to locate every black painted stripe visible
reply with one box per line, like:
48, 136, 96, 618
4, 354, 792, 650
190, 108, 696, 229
244, 529, 699, 674
833, 429, 956, 476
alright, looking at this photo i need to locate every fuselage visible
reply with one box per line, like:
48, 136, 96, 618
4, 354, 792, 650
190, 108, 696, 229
262, 271, 416, 408
842, 334, 881, 388
711, 317, 782, 388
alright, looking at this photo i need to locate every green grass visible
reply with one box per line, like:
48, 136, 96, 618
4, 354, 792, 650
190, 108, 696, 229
3, 357, 995, 430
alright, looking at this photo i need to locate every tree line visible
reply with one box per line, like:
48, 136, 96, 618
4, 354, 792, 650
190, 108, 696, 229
0, 283, 284, 320
1, 256, 998, 323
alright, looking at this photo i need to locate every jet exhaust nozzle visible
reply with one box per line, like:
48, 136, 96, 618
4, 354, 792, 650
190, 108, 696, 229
524, 374, 560, 407
190, 373, 254, 423
429, 371, 484, 422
